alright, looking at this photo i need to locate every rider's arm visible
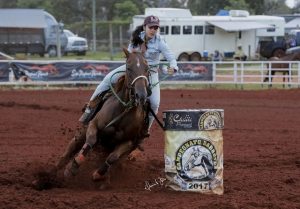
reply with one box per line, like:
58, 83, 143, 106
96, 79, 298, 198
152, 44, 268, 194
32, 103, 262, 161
158, 38, 178, 71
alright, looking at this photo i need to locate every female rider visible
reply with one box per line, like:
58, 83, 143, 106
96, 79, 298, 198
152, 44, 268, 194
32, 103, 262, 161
80, 15, 178, 137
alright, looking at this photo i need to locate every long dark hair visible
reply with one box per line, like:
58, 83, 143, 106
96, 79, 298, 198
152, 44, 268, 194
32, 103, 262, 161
131, 25, 144, 47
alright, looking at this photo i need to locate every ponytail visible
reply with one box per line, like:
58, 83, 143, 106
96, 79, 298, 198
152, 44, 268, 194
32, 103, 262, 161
131, 25, 144, 47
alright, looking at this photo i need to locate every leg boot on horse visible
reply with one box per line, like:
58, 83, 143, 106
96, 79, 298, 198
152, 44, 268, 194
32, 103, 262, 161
64, 142, 92, 177
64, 117, 100, 177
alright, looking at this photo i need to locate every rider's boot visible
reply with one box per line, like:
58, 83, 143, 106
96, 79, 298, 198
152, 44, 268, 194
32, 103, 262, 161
78, 101, 98, 125
79, 91, 109, 125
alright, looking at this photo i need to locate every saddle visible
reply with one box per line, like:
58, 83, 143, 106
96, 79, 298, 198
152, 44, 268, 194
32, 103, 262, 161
80, 89, 150, 140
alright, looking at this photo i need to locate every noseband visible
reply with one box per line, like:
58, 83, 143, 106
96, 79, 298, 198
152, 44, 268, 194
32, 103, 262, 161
130, 75, 149, 86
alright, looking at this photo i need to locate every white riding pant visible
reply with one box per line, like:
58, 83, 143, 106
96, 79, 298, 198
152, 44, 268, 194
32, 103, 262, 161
90, 64, 160, 130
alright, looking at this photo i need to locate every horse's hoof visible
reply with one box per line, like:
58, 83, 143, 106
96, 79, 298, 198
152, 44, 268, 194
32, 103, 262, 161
64, 160, 79, 178
128, 149, 142, 161
92, 170, 105, 181
137, 144, 145, 151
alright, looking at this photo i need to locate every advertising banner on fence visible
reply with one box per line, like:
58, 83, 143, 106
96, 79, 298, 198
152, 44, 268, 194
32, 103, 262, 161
160, 63, 212, 81
1, 61, 213, 82
10, 62, 124, 82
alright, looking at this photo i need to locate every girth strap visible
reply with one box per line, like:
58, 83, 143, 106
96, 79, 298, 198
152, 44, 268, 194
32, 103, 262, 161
104, 108, 132, 129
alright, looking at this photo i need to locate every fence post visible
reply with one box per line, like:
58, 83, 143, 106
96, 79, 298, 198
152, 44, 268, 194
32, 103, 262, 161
240, 62, 244, 90
233, 62, 237, 88
109, 23, 113, 60
298, 62, 300, 88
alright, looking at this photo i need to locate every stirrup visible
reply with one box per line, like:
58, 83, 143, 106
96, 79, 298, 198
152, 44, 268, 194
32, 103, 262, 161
79, 106, 96, 125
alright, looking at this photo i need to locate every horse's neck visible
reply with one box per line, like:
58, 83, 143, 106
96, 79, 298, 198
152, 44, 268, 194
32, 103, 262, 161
117, 78, 130, 102
286, 53, 300, 60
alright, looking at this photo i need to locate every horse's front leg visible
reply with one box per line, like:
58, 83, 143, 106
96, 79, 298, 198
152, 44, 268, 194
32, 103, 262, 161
56, 126, 86, 170
64, 122, 98, 177
92, 140, 134, 181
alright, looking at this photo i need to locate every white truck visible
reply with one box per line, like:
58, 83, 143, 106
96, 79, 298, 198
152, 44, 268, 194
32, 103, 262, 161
131, 8, 285, 61
64, 29, 88, 56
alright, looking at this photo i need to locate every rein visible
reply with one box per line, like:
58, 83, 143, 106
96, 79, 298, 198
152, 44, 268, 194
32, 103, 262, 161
109, 70, 132, 107
107, 64, 170, 131
148, 64, 172, 89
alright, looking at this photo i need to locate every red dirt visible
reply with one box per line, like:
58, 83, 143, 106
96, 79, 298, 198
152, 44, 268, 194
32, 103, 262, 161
0, 89, 299, 209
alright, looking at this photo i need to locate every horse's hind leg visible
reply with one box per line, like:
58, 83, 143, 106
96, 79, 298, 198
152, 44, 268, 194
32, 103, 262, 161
263, 70, 269, 82
55, 126, 86, 170
92, 140, 134, 181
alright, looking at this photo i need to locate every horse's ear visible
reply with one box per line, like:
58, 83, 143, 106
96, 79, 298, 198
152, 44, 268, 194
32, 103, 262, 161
123, 48, 130, 58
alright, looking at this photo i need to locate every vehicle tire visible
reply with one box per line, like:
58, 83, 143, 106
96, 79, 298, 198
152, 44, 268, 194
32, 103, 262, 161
272, 48, 285, 58
178, 53, 190, 61
47, 46, 57, 57
190, 52, 201, 61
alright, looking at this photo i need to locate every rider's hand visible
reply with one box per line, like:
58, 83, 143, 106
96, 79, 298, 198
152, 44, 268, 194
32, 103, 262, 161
167, 67, 177, 75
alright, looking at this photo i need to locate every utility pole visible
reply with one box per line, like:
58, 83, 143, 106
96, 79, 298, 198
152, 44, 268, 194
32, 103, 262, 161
56, 24, 61, 59
92, 0, 96, 52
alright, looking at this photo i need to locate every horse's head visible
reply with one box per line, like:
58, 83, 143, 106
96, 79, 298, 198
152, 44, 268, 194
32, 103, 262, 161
123, 48, 149, 106
184, 147, 201, 171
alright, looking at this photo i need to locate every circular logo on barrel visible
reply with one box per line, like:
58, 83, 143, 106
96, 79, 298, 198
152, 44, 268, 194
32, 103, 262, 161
198, 111, 222, 130
175, 138, 217, 181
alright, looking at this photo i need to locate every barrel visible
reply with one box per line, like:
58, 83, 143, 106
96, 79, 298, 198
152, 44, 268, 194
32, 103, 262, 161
163, 109, 224, 194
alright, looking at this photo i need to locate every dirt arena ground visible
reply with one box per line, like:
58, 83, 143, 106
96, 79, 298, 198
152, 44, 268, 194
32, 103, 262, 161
0, 88, 299, 209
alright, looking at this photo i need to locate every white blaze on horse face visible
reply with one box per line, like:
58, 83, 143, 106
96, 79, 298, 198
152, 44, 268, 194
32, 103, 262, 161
136, 57, 140, 68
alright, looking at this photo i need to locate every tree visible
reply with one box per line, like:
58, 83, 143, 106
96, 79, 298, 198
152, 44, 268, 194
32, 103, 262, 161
187, 0, 230, 15
224, 0, 251, 12
113, 1, 139, 21
245, 0, 265, 14
264, 0, 291, 15
0, 0, 18, 8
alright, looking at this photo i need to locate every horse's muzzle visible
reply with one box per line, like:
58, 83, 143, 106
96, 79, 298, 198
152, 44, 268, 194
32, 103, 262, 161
135, 93, 147, 106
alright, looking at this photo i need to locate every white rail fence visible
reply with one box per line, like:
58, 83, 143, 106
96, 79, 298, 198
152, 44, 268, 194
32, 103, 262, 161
1, 60, 300, 88
211, 61, 300, 87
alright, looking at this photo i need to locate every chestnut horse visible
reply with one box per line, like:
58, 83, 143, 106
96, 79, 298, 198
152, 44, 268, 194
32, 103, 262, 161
33, 49, 151, 189
264, 52, 300, 83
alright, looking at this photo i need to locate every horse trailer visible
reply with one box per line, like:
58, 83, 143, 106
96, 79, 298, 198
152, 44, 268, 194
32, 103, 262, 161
131, 8, 285, 61
0, 9, 67, 57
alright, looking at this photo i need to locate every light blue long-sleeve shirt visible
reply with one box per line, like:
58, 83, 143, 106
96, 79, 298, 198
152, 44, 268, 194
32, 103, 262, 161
128, 31, 178, 70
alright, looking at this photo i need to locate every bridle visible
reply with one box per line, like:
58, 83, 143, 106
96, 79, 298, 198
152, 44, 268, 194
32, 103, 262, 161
105, 55, 149, 129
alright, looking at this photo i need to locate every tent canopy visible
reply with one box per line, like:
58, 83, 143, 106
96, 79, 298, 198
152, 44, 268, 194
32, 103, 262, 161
208, 21, 273, 32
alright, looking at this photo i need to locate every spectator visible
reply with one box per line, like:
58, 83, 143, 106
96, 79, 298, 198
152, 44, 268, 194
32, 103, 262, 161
212, 50, 223, 61
288, 36, 296, 48
233, 45, 247, 61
